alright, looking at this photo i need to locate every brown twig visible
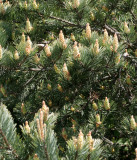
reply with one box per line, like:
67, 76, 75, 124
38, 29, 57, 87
87, 154, 91, 160
104, 24, 120, 36
44, 145, 49, 160
35, 10, 84, 28
0, 128, 18, 158
102, 137, 114, 145
75, 150, 78, 160
130, 11, 137, 22
18, 55, 28, 67
23, 70, 42, 87
0, 129, 11, 148
49, 15, 84, 28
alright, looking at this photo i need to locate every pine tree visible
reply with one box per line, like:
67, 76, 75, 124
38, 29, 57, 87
0, 0, 137, 159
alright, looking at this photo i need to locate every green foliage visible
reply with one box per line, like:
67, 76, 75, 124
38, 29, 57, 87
0, 0, 136, 159
0, 104, 106, 160
0, 104, 24, 160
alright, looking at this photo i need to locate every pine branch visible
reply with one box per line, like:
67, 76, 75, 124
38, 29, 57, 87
0, 66, 47, 72
0, 129, 10, 147
124, 41, 136, 51
18, 56, 29, 67
0, 128, 18, 158
23, 70, 42, 87
104, 24, 120, 35
74, 151, 78, 160
102, 137, 114, 146
35, 10, 84, 28
28, 68, 43, 71
0, 146, 8, 149
123, 55, 137, 65
87, 154, 90, 160
49, 15, 84, 28
44, 145, 50, 160
130, 10, 137, 22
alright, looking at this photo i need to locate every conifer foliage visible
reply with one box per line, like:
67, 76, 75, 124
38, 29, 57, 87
0, 103, 103, 160
0, 0, 137, 159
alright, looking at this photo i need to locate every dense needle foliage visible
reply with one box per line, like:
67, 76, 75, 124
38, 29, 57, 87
0, 0, 136, 159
